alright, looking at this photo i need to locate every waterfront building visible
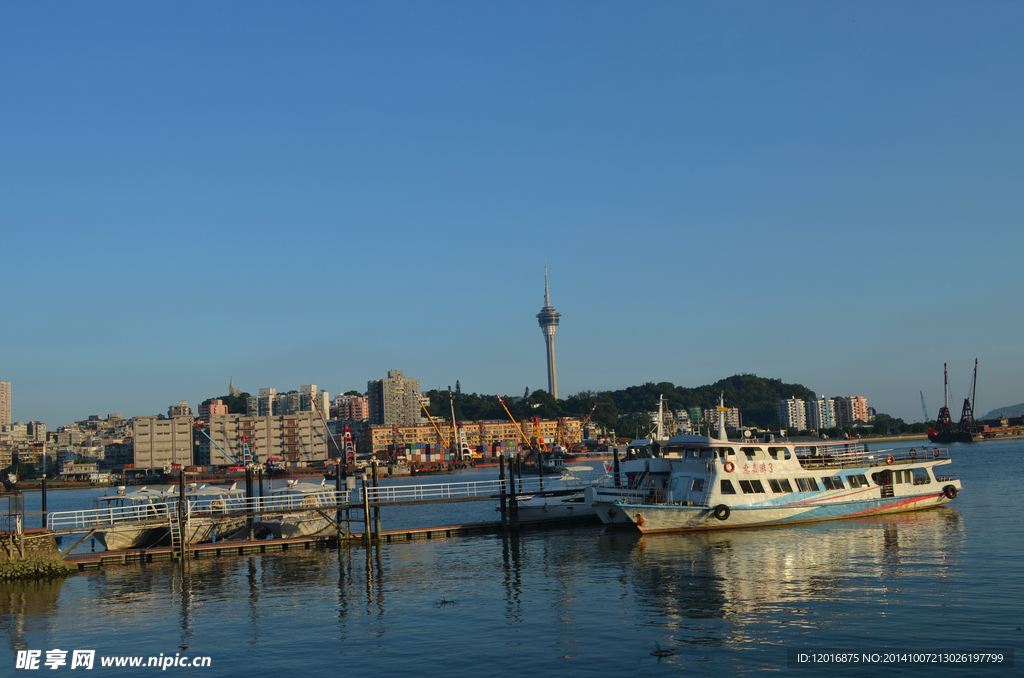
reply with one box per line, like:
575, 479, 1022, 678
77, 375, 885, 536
132, 415, 195, 471
359, 417, 581, 456
333, 394, 369, 421
367, 370, 423, 426
777, 397, 807, 431
0, 381, 9, 427
198, 399, 229, 422
206, 411, 330, 466
805, 395, 837, 431
834, 396, 870, 427
536, 268, 561, 399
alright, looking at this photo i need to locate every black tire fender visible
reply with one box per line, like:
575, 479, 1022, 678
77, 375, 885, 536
713, 504, 730, 521
943, 484, 958, 500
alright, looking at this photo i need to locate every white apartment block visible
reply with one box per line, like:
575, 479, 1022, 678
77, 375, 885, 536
806, 395, 837, 430
777, 398, 807, 431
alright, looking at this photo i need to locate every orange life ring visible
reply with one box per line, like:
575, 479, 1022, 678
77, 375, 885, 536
724, 461, 735, 473
635, 513, 645, 527
909, 448, 917, 459
885, 455, 894, 465
933, 449, 940, 459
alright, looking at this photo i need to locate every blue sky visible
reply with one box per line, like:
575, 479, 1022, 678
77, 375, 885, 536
2, 2, 1022, 427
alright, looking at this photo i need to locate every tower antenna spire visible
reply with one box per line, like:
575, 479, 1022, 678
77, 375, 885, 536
536, 264, 561, 399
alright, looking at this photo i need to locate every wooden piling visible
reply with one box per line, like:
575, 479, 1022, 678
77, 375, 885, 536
371, 464, 382, 542
498, 453, 508, 530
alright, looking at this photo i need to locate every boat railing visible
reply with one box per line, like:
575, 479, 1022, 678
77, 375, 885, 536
797, 445, 950, 469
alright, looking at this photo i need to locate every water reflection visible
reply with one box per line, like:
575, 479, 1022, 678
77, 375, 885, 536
628, 507, 965, 648
0, 578, 66, 650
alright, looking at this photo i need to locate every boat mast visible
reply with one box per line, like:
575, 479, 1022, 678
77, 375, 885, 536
717, 391, 727, 441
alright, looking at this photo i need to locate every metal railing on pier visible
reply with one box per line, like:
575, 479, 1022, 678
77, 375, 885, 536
46, 477, 564, 533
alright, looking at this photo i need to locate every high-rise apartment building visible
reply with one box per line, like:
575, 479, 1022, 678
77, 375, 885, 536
834, 396, 870, 427
333, 394, 369, 421
806, 395, 837, 431
367, 370, 422, 426
248, 387, 281, 417
0, 381, 10, 427
198, 399, 229, 422
168, 401, 192, 418
703, 406, 740, 431
777, 397, 807, 431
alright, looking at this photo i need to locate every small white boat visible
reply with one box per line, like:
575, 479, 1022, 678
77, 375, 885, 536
511, 466, 602, 522
93, 486, 178, 551
261, 479, 337, 539
183, 483, 249, 543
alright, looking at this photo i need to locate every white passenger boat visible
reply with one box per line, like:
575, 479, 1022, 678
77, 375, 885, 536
596, 434, 961, 533
93, 486, 178, 551
261, 479, 337, 539
183, 483, 249, 543
513, 466, 601, 521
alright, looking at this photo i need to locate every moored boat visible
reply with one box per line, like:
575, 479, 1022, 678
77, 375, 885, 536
93, 486, 178, 551
261, 479, 337, 539
607, 434, 960, 533
510, 465, 601, 522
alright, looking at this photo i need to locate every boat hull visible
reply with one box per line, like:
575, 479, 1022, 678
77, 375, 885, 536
516, 492, 598, 522
263, 512, 332, 539
618, 489, 960, 534
95, 525, 169, 551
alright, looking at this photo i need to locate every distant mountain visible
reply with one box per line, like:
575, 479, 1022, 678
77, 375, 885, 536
980, 403, 1024, 420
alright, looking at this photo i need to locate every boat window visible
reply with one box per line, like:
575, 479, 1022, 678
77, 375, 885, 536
778, 478, 793, 492
716, 447, 735, 458
768, 478, 782, 492
720, 479, 736, 494
741, 447, 764, 461
768, 446, 790, 460
795, 477, 819, 492
690, 478, 705, 493
871, 471, 894, 486
821, 476, 845, 490
912, 468, 932, 485
846, 474, 869, 488
738, 479, 767, 494
700, 450, 714, 459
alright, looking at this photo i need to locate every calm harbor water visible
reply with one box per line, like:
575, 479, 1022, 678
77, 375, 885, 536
4, 441, 1022, 676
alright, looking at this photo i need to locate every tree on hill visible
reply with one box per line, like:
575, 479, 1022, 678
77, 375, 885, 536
202, 393, 250, 414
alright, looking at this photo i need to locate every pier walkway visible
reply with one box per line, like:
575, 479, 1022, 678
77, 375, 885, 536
46, 476, 580, 535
